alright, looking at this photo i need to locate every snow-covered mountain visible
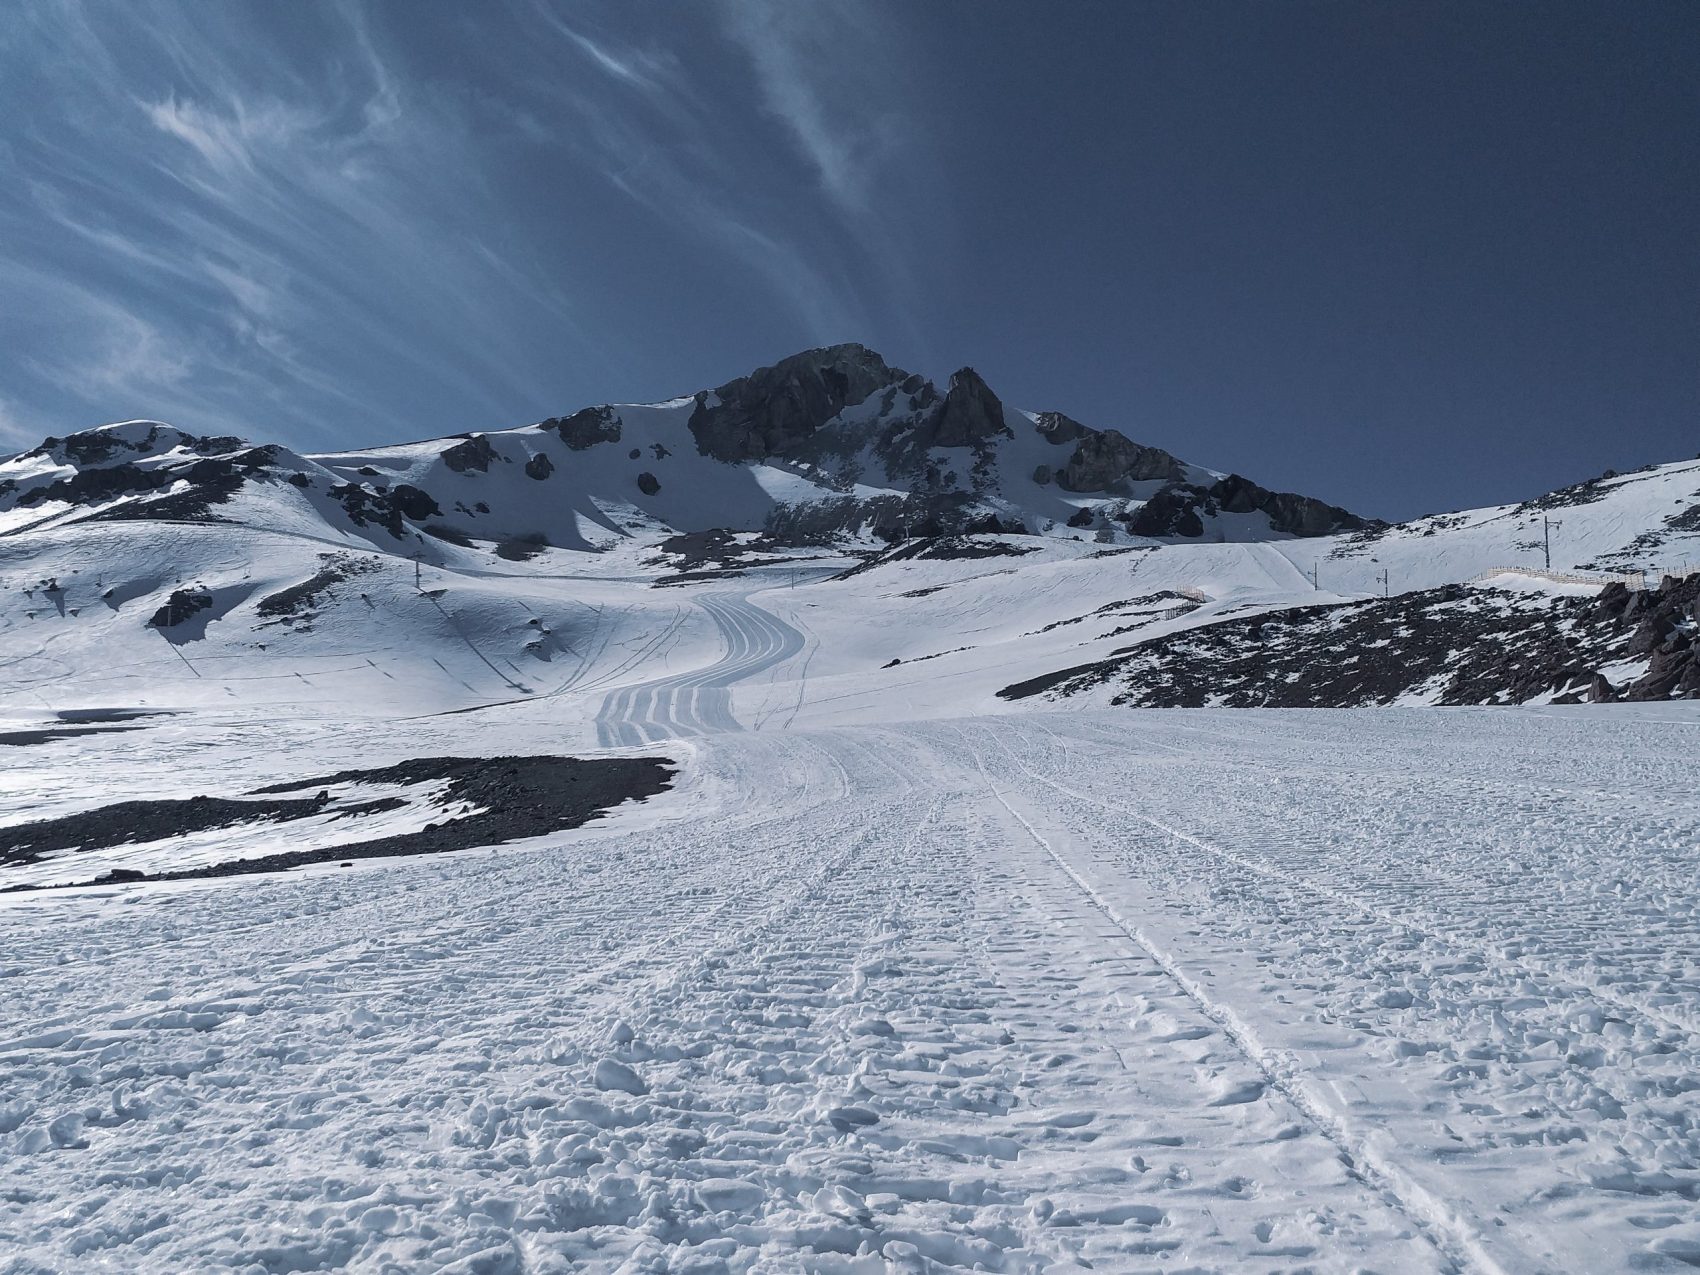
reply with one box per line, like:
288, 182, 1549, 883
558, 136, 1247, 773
0, 344, 1371, 552
2, 343, 1697, 724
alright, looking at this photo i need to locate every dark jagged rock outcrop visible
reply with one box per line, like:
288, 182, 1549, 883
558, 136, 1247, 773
689, 344, 909, 463
1056, 427, 1185, 493
835, 534, 1038, 578
441, 434, 499, 473
1034, 411, 1091, 446
22, 423, 247, 469
1124, 474, 1371, 539
924, 368, 1010, 449
1125, 486, 1207, 538
1589, 575, 1700, 700
1211, 474, 1370, 536
327, 482, 441, 538
25, 444, 283, 524
56, 427, 152, 466
1, 344, 1383, 549
148, 589, 213, 629
495, 532, 548, 561
1001, 573, 1700, 708
542, 406, 621, 451
256, 555, 378, 628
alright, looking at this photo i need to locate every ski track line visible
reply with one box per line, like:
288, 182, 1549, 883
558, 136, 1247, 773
408, 600, 689, 723
595, 590, 804, 747
956, 725, 1504, 1275
1011, 716, 1700, 1039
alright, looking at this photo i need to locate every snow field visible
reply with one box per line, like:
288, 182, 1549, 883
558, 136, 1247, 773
3, 706, 1698, 1271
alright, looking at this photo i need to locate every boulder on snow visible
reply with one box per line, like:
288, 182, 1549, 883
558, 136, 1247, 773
441, 434, 499, 473
148, 589, 213, 629
542, 405, 622, 451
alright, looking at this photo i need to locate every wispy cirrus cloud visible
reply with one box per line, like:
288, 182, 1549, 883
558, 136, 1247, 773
0, 0, 592, 447
718, 0, 893, 218
0, 395, 40, 451
0, 0, 947, 454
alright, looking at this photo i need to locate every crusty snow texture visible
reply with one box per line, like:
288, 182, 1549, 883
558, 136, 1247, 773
2, 609, 1699, 1271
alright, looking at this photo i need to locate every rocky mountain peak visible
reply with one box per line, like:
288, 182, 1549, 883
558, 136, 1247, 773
688, 343, 915, 463
927, 367, 1009, 448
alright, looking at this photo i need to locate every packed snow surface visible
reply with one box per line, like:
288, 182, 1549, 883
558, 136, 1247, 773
2, 563, 1699, 1273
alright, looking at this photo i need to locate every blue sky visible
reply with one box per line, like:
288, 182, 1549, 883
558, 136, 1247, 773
1, 1, 1694, 519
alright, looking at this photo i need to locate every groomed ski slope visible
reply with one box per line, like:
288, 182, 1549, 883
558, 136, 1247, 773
3, 584, 1699, 1273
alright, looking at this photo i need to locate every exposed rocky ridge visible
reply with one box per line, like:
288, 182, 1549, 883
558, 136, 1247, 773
1035, 412, 1187, 492
925, 368, 1010, 449
1126, 474, 1374, 539
1, 344, 1379, 547
688, 343, 912, 464
1000, 574, 1700, 708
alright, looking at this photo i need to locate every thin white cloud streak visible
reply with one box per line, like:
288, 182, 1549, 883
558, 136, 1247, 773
719, 1, 876, 216
0, 395, 40, 451
0, 0, 949, 451
529, 4, 885, 342
710, 0, 937, 357
1, 0, 598, 445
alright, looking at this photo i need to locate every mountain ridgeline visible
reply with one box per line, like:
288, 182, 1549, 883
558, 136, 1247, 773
0, 344, 1373, 552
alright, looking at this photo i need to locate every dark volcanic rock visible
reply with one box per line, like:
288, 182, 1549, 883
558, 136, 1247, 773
636, 472, 661, 496
59, 428, 140, 465
1000, 573, 1700, 708
256, 554, 379, 628
22, 453, 244, 519
689, 343, 910, 462
1034, 411, 1092, 446
495, 532, 548, 561
329, 482, 441, 538
524, 452, 554, 480
1123, 475, 1369, 539
1, 754, 675, 887
925, 368, 1010, 449
1125, 486, 1208, 538
1057, 428, 1185, 492
646, 529, 790, 575
389, 484, 441, 522
1211, 473, 1371, 536
835, 534, 1038, 578
542, 406, 621, 451
442, 434, 499, 473
149, 589, 212, 629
